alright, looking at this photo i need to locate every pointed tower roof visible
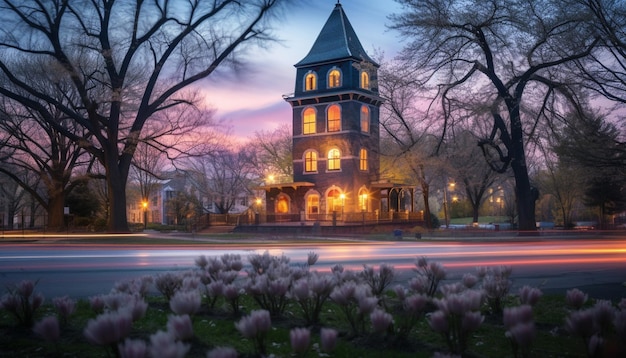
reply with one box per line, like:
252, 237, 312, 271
295, 2, 377, 67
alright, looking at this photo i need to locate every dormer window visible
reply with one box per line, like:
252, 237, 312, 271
327, 104, 341, 132
303, 107, 316, 134
305, 72, 317, 91
328, 68, 341, 88
360, 71, 369, 89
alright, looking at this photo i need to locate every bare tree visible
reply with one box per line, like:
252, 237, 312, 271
0, 0, 290, 232
378, 59, 446, 229
187, 147, 256, 214
0, 82, 90, 230
575, 0, 626, 104
389, 0, 601, 231
251, 126, 293, 183
535, 164, 582, 228
0, 170, 28, 229
448, 130, 502, 224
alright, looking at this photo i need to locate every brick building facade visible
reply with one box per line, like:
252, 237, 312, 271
260, 3, 418, 224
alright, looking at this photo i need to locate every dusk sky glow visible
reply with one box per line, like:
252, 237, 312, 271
199, 0, 404, 142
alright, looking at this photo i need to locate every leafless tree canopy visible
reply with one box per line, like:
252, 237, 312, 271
0, 0, 290, 231
388, 0, 618, 230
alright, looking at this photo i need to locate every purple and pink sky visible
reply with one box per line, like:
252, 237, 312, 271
198, 0, 404, 143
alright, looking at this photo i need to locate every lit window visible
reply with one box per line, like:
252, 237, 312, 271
305, 72, 317, 91
360, 71, 369, 89
327, 104, 341, 132
358, 189, 369, 211
307, 194, 319, 217
328, 148, 341, 170
360, 148, 368, 171
276, 196, 289, 213
304, 150, 318, 172
327, 189, 344, 212
360, 106, 369, 133
303, 107, 316, 134
328, 69, 341, 88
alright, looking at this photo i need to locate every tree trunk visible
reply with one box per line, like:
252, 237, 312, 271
422, 186, 432, 229
472, 205, 480, 224
417, 165, 432, 229
511, 152, 536, 232
47, 193, 65, 231
105, 154, 130, 233
509, 104, 537, 232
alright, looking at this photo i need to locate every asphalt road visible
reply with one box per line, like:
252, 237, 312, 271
0, 235, 625, 301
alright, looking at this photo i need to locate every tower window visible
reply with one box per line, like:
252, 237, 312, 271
328, 69, 341, 88
360, 148, 368, 171
303, 107, 316, 134
360, 71, 369, 89
304, 150, 318, 172
328, 148, 341, 171
305, 72, 317, 91
327, 104, 341, 132
360, 105, 370, 133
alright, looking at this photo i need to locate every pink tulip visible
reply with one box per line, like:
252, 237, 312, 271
169, 290, 201, 316
207, 346, 238, 358
428, 310, 449, 333
289, 327, 311, 353
565, 288, 588, 310
320, 328, 338, 352
167, 314, 194, 341
518, 285, 543, 306
118, 338, 147, 358
148, 330, 190, 358
84, 311, 133, 346
370, 308, 393, 333
33, 316, 60, 342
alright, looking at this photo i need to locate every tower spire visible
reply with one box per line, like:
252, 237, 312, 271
295, 2, 376, 67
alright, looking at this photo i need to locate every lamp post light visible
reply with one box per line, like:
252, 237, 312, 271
340, 193, 345, 218
443, 181, 455, 228
142, 200, 148, 230
361, 193, 368, 225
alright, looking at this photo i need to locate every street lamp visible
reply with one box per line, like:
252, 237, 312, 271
340, 193, 345, 217
443, 181, 455, 228
142, 200, 148, 230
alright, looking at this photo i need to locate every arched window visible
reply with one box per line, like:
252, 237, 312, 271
358, 188, 369, 211
360, 71, 369, 89
327, 104, 341, 132
305, 72, 317, 91
327, 148, 341, 171
304, 150, 318, 172
327, 189, 344, 213
306, 193, 320, 219
359, 148, 368, 171
276, 195, 289, 213
328, 69, 341, 88
360, 105, 370, 133
303, 107, 316, 134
